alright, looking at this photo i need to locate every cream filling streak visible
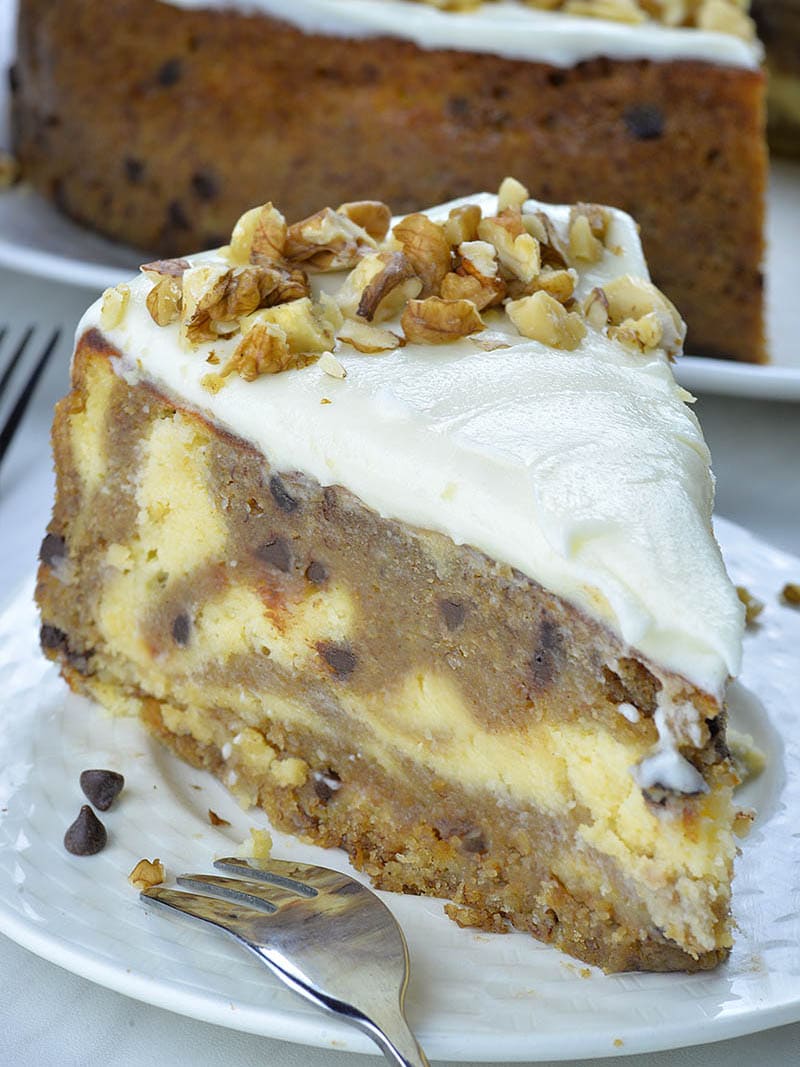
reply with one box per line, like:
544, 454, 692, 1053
160, 0, 761, 68
79, 194, 744, 701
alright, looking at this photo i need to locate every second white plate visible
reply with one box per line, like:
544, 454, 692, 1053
1, 517, 800, 1062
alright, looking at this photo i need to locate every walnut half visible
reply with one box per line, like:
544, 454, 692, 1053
401, 297, 485, 344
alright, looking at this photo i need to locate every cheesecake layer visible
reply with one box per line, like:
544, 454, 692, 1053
37, 339, 737, 969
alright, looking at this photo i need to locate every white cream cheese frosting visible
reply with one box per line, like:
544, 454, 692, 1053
78, 194, 744, 700
159, 0, 761, 69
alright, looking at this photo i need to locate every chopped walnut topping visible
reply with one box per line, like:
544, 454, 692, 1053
599, 274, 685, 358
508, 267, 577, 304
141, 258, 191, 278
401, 297, 485, 344
128, 857, 165, 891
497, 176, 529, 214
285, 207, 377, 271
477, 211, 541, 284
782, 583, 800, 606
216, 298, 333, 382
507, 291, 587, 350
337, 200, 392, 241
584, 286, 610, 330
100, 284, 130, 330
609, 310, 667, 354
697, 0, 756, 39
522, 211, 569, 269
338, 320, 403, 353
229, 202, 287, 265
393, 213, 452, 297
568, 213, 605, 264
441, 270, 504, 311
409, 0, 754, 39
220, 322, 295, 381
736, 585, 764, 626
337, 251, 422, 323
181, 264, 234, 344
564, 0, 645, 23
319, 351, 347, 378
146, 276, 183, 327
444, 204, 483, 247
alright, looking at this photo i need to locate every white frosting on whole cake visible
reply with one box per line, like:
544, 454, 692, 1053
79, 194, 744, 699
159, 0, 761, 68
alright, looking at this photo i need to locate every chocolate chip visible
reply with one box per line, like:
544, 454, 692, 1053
269, 475, 299, 514
39, 533, 66, 567
172, 611, 191, 646
124, 156, 145, 184
317, 642, 357, 679
313, 769, 341, 802
40, 623, 68, 652
191, 170, 219, 201
528, 615, 564, 694
167, 200, 191, 231
256, 538, 292, 573
80, 769, 125, 811
623, 104, 664, 141
306, 561, 328, 584
447, 96, 471, 120
156, 57, 183, 87
64, 805, 107, 855
440, 599, 466, 631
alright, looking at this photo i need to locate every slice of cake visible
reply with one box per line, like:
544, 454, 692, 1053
36, 180, 746, 973
11, 0, 767, 362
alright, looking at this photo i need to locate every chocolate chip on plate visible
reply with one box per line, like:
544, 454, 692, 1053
80, 769, 125, 811
64, 805, 107, 855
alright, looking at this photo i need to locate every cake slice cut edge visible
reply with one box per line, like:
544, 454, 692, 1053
36, 179, 747, 973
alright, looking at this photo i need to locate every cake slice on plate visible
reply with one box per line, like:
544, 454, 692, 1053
36, 179, 746, 972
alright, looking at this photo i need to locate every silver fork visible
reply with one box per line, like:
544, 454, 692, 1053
142, 856, 430, 1066
0, 325, 61, 469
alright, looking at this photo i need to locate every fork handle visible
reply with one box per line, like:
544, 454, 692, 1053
361, 1010, 430, 1067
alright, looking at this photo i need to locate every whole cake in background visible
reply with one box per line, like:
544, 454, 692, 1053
11, 0, 767, 362
37, 177, 751, 973
752, 0, 800, 155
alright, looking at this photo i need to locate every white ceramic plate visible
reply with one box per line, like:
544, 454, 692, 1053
0, 0, 798, 398
1, 517, 799, 1062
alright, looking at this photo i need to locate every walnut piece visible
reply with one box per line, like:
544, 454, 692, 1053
568, 213, 604, 264
782, 582, 800, 606
506, 291, 586, 350
401, 297, 485, 344
736, 585, 764, 626
599, 274, 685, 358
497, 176, 529, 213
100, 285, 130, 330
477, 211, 541, 284
229, 202, 287, 265
444, 204, 482, 247
337, 251, 422, 323
337, 320, 403, 353
318, 351, 347, 378
146, 276, 183, 326
522, 211, 568, 269
128, 857, 165, 891
337, 200, 392, 241
392, 213, 452, 297
285, 207, 377, 271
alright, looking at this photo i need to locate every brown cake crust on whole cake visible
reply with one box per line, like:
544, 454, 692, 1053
12, 0, 767, 362
752, 0, 800, 156
36, 331, 738, 973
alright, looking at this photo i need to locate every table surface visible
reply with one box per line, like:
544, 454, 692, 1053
1, 264, 798, 1066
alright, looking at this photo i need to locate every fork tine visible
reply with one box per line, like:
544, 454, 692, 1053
177, 873, 306, 911
142, 886, 273, 934
0, 327, 61, 465
214, 855, 347, 895
0, 326, 34, 401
